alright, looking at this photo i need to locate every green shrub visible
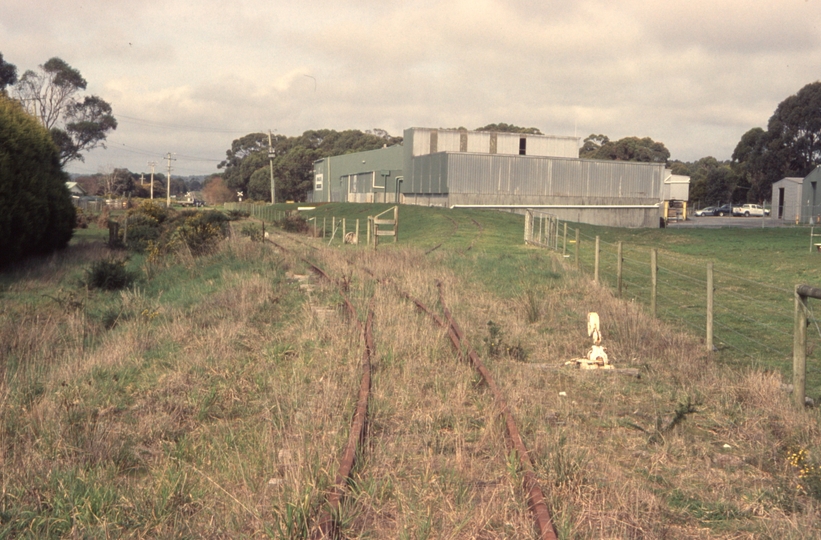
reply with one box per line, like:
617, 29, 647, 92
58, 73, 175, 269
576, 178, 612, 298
120, 213, 161, 252
134, 200, 169, 223
278, 213, 308, 233
0, 95, 75, 267
85, 258, 136, 290
240, 222, 263, 242
225, 209, 249, 221
168, 210, 229, 255
75, 207, 90, 229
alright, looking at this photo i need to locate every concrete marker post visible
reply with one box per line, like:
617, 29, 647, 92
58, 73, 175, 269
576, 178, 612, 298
594, 236, 600, 284
651, 249, 658, 317
707, 262, 714, 352
617, 241, 623, 298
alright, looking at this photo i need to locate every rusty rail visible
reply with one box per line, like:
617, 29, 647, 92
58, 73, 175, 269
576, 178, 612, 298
267, 232, 556, 538
401, 283, 557, 540
437, 284, 557, 540
265, 234, 373, 538
312, 308, 373, 539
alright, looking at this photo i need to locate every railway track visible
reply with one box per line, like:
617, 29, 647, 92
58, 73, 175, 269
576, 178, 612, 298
265, 229, 557, 539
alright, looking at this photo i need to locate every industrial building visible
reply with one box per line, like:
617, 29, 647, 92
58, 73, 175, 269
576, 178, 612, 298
772, 168, 821, 224
311, 127, 690, 228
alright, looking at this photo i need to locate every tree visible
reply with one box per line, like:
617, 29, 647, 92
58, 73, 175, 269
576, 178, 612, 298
110, 168, 136, 196
475, 123, 544, 134
731, 127, 770, 202
13, 57, 117, 166
764, 81, 821, 179
0, 53, 17, 92
218, 128, 403, 202
581, 135, 670, 163
0, 95, 75, 267
75, 174, 104, 196
580, 134, 610, 158
202, 176, 235, 205
731, 82, 821, 199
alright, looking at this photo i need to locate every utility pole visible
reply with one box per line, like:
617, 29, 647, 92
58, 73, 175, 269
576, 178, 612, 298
268, 130, 276, 204
140, 172, 145, 186
148, 162, 156, 200
164, 153, 176, 208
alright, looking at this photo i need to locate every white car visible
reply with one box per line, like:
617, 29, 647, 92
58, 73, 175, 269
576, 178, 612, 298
733, 204, 770, 217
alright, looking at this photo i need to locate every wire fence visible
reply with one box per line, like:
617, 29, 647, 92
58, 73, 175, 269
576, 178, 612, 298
223, 202, 283, 222
573, 229, 803, 362
525, 218, 821, 385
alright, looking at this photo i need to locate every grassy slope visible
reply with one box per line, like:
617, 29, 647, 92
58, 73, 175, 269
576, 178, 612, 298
0, 207, 820, 538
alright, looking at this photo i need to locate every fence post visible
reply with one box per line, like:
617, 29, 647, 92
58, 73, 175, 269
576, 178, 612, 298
108, 221, 119, 247
356, 219, 360, 244
342, 218, 346, 240
594, 236, 600, 284
706, 262, 714, 352
617, 241, 623, 298
524, 210, 532, 243
650, 249, 658, 317
323, 217, 326, 238
562, 223, 567, 257
575, 229, 580, 269
794, 286, 808, 407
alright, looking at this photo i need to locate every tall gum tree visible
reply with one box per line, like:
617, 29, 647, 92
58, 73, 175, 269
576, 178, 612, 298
14, 57, 116, 166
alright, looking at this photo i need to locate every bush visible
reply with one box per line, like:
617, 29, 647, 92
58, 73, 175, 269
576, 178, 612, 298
225, 209, 249, 221
85, 258, 136, 290
75, 207, 89, 229
120, 213, 161, 252
134, 200, 169, 223
168, 210, 229, 255
0, 96, 75, 267
97, 205, 111, 228
278, 213, 308, 233
240, 222, 263, 242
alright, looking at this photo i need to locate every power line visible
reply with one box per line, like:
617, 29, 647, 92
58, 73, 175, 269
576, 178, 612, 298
116, 114, 251, 134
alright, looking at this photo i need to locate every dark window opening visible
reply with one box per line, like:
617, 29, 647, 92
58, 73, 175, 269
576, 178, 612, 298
519, 137, 527, 155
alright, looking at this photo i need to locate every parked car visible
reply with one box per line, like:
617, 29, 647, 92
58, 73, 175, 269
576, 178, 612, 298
715, 204, 732, 217
732, 204, 770, 217
695, 206, 717, 217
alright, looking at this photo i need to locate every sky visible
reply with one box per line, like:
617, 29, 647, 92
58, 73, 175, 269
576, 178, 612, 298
2, 0, 820, 177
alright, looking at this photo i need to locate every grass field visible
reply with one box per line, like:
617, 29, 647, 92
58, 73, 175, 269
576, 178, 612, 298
1, 203, 820, 538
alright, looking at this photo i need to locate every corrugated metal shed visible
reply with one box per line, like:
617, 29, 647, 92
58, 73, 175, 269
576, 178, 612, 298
403, 128, 580, 158
662, 174, 690, 201
312, 145, 403, 203
772, 176, 804, 222
408, 152, 664, 202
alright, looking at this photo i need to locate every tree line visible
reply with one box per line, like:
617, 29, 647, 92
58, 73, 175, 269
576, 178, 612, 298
217, 129, 403, 203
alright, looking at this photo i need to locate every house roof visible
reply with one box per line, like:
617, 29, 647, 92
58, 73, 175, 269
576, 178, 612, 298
773, 177, 803, 186
65, 181, 87, 195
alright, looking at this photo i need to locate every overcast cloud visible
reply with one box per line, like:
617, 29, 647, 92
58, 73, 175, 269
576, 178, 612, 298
2, 0, 820, 177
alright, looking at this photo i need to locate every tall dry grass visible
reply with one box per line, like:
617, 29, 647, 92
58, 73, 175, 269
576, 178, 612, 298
2, 228, 820, 538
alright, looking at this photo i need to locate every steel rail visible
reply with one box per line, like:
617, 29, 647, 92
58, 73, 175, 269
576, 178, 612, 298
265, 235, 373, 539
400, 282, 558, 540
435, 282, 558, 540
312, 308, 373, 539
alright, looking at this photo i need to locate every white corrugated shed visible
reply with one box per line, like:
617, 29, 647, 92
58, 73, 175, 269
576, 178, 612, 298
772, 176, 804, 222
404, 128, 579, 158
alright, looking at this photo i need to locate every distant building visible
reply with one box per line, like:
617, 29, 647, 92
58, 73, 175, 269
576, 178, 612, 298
311, 127, 690, 228
65, 181, 87, 198
772, 167, 821, 224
